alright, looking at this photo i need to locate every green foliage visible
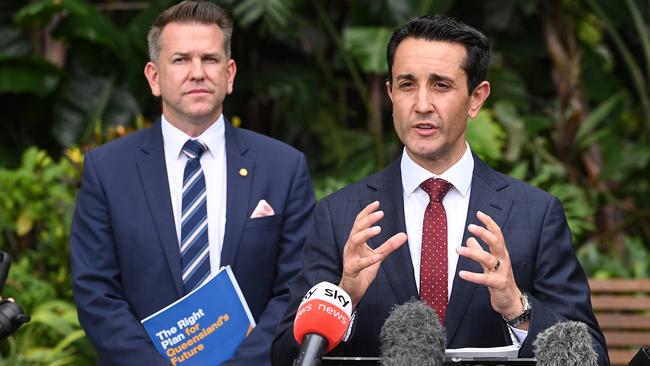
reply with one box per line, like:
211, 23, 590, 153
579, 236, 650, 279
0, 0, 649, 362
575, 93, 622, 148
2, 257, 57, 313
15, 0, 124, 53
233, 0, 292, 28
0, 147, 80, 297
0, 57, 62, 96
466, 109, 506, 165
2, 300, 96, 366
343, 27, 392, 74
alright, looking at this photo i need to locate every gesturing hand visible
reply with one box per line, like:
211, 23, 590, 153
457, 211, 526, 327
339, 201, 407, 308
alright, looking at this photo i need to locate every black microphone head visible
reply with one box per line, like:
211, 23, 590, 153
533, 320, 598, 366
379, 299, 446, 366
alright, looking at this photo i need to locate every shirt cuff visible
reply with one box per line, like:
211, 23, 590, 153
508, 325, 528, 346
342, 308, 357, 342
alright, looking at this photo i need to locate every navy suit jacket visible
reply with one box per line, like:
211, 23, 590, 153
272, 155, 608, 365
71, 120, 316, 366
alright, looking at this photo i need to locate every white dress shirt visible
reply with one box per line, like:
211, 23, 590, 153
401, 143, 473, 296
400, 142, 527, 344
161, 115, 227, 273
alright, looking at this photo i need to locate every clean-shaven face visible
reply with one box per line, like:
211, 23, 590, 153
387, 38, 488, 174
145, 22, 236, 128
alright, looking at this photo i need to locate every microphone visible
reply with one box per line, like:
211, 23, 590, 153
629, 346, 650, 366
0, 252, 29, 339
293, 282, 353, 366
533, 320, 598, 366
379, 299, 446, 366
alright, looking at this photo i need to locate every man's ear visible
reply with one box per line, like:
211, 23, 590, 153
226, 59, 237, 95
144, 61, 161, 97
386, 80, 394, 104
468, 81, 490, 118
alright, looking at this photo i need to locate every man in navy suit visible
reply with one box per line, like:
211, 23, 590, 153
70, 2, 315, 365
273, 15, 608, 365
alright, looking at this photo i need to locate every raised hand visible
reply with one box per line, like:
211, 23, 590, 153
339, 201, 407, 307
457, 211, 526, 328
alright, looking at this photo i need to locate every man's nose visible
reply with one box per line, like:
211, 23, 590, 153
189, 58, 205, 80
414, 87, 434, 114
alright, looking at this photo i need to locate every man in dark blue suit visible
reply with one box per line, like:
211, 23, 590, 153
70, 2, 315, 365
273, 15, 608, 365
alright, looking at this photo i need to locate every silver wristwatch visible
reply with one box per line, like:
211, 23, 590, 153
503, 291, 532, 327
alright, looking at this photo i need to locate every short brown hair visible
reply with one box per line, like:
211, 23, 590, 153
147, 0, 233, 61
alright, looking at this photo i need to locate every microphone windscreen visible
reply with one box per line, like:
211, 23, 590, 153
293, 282, 353, 352
533, 320, 598, 366
379, 299, 446, 366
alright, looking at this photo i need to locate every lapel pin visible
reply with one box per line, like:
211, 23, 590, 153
239, 168, 248, 177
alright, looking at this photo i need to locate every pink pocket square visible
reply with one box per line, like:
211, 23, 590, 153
250, 199, 275, 218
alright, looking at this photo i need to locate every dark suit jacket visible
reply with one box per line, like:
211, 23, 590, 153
70, 120, 316, 366
272, 155, 608, 365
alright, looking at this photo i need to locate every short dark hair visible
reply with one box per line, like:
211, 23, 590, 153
147, 0, 233, 61
386, 15, 490, 95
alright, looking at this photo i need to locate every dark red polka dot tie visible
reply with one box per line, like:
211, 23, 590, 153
419, 178, 452, 324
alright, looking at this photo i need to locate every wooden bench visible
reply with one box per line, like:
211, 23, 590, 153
589, 279, 650, 366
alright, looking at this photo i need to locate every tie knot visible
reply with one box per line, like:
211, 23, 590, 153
420, 178, 452, 203
182, 139, 207, 159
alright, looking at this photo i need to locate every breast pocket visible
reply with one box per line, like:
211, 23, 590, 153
244, 213, 283, 229
240, 214, 284, 270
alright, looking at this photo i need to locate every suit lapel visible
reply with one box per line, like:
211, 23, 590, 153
363, 159, 418, 304
136, 122, 183, 297
445, 154, 513, 342
220, 121, 253, 267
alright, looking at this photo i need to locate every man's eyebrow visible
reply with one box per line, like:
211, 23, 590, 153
430, 73, 455, 84
394, 73, 456, 84
200, 52, 221, 58
170, 52, 222, 58
395, 74, 415, 81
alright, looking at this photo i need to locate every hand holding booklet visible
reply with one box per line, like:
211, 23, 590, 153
141, 266, 256, 366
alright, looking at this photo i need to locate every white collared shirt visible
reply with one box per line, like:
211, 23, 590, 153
401, 143, 473, 297
400, 142, 527, 344
161, 115, 227, 272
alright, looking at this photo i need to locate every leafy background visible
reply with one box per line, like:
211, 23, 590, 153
0, 0, 649, 364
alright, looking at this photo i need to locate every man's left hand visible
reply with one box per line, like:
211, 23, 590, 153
456, 211, 527, 329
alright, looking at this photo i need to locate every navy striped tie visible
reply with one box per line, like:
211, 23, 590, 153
180, 139, 210, 294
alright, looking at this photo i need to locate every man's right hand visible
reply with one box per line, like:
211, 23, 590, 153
338, 201, 407, 307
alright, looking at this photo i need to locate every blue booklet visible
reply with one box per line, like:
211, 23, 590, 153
141, 266, 256, 365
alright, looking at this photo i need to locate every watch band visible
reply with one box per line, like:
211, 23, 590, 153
503, 291, 532, 327
342, 307, 357, 342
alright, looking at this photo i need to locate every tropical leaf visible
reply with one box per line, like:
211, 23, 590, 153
0, 57, 62, 96
343, 27, 392, 74
549, 183, 596, 240
28, 300, 80, 337
599, 134, 650, 181
233, 0, 292, 28
52, 76, 140, 147
493, 101, 526, 163
15, 0, 124, 53
0, 26, 31, 57
487, 69, 529, 110
466, 109, 506, 164
575, 93, 622, 147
